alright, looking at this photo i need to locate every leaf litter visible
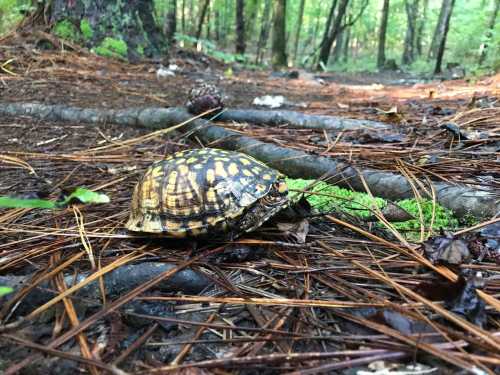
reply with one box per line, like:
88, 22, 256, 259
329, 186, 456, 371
0, 34, 499, 374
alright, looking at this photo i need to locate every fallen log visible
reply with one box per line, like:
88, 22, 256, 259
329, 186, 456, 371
0, 102, 497, 219
0, 262, 211, 317
216, 109, 390, 131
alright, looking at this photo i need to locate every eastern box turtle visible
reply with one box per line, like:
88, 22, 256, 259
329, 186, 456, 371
126, 148, 288, 238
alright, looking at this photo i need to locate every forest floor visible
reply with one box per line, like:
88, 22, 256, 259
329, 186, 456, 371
0, 33, 499, 374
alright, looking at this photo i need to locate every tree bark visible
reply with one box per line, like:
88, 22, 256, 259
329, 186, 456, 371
164, 0, 177, 49
402, 0, 419, 65
235, 0, 246, 54
271, 0, 287, 68
195, 0, 210, 41
342, 26, 350, 62
181, 0, 186, 33
428, 0, 449, 59
479, 0, 500, 65
255, 0, 272, 64
377, 0, 390, 69
415, 0, 428, 57
48, 0, 167, 60
434, 0, 455, 74
332, 28, 344, 63
316, 0, 349, 70
292, 0, 306, 63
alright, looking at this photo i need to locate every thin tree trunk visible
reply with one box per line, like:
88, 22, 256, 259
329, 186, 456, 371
181, 0, 185, 33
255, 0, 272, 64
214, 9, 220, 41
164, 0, 177, 49
271, 0, 287, 68
316, 0, 337, 67
316, 0, 349, 70
428, 0, 448, 59
434, 0, 455, 74
377, 0, 390, 69
332, 28, 344, 63
415, 0, 428, 56
246, 0, 260, 42
479, 0, 500, 65
292, 0, 306, 63
402, 0, 419, 65
195, 0, 210, 41
342, 27, 350, 61
235, 0, 246, 54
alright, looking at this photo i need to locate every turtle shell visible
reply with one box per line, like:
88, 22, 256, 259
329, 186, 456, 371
126, 148, 287, 237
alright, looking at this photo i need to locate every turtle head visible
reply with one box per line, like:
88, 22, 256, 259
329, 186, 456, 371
237, 179, 289, 234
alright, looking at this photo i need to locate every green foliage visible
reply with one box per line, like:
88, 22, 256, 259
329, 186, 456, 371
0, 187, 110, 209
94, 37, 128, 59
0, 286, 13, 297
80, 19, 94, 40
0, 0, 32, 34
176, 33, 247, 64
286, 178, 461, 240
394, 198, 459, 233
53, 19, 80, 42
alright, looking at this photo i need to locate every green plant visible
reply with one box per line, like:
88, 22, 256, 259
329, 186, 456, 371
80, 19, 93, 40
93, 37, 128, 59
286, 178, 463, 240
53, 19, 79, 42
0, 286, 13, 297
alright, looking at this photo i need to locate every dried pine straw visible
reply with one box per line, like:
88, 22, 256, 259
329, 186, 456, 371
0, 42, 499, 373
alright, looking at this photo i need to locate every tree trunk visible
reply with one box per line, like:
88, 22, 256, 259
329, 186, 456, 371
342, 26, 350, 62
377, 0, 390, 69
316, 0, 337, 68
332, 28, 344, 63
316, 0, 349, 70
214, 9, 220, 41
49, 0, 166, 60
479, 0, 500, 65
164, 0, 177, 49
428, 0, 449, 59
205, 1, 212, 40
415, 0, 428, 56
180, 0, 185, 33
434, 0, 455, 74
255, 0, 272, 64
292, 0, 306, 63
246, 0, 260, 42
271, 0, 287, 68
235, 0, 246, 54
402, 0, 419, 65
195, 0, 210, 41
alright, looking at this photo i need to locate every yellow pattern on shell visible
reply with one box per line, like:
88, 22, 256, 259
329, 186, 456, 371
228, 162, 239, 176
178, 164, 189, 175
206, 168, 215, 184
214, 161, 228, 178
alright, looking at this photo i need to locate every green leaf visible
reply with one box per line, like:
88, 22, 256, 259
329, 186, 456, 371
62, 188, 110, 205
0, 286, 13, 297
0, 188, 110, 209
0, 196, 56, 209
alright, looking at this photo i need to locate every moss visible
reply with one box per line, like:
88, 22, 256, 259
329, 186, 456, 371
53, 20, 79, 42
286, 178, 464, 240
80, 19, 93, 40
93, 37, 128, 59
